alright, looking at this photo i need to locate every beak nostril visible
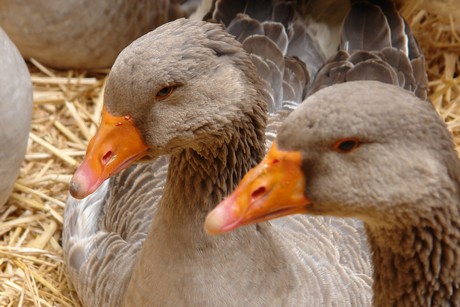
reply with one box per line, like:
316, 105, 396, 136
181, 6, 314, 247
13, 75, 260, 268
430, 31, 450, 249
69, 180, 80, 196
251, 186, 266, 202
102, 151, 113, 165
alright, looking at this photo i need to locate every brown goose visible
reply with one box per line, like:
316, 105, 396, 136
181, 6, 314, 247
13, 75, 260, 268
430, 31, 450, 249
0, 27, 32, 208
64, 0, 374, 305
205, 2, 460, 306
0, 0, 199, 69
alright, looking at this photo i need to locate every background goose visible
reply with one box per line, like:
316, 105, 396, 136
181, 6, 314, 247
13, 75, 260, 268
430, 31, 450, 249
0, 28, 32, 209
0, 0, 200, 69
64, 0, 375, 305
205, 2, 460, 306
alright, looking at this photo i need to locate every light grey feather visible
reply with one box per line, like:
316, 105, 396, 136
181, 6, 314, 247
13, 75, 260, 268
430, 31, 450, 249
226, 14, 264, 42
341, 2, 391, 53
375, 0, 408, 53
0, 28, 32, 208
262, 21, 289, 54
64, 157, 169, 307
242, 34, 285, 69
345, 60, 399, 84
311, 0, 428, 101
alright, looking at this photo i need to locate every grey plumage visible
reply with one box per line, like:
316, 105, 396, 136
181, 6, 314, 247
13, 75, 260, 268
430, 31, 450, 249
0, 28, 32, 208
341, 3, 392, 52
211, 2, 314, 111
276, 81, 460, 306
0, 0, 196, 69
64, 1, 374, 306
206, 1, 459, 306
312, 1, 427, 99
301, 3, 458, 305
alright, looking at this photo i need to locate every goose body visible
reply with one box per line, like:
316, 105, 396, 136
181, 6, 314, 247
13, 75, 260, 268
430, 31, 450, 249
0, 0, 198, 69
64, 1, 373, 305
206, 2, 460, 306
0, 27, 32, 208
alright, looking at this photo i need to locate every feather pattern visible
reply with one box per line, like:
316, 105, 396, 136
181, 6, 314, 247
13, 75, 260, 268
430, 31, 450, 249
216, 2, 314, 112
64, 158, 169, 306
312, 1, 428, 100
341, 2, 392, 52
208, 1, 319, 112
205, 1, 449, 305
63, 1, 376, 306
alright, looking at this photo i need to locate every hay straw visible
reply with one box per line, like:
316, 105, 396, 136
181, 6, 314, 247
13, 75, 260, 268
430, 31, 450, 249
0, 5, 459, 306
53, 121, 87, 148
29, 133, 78, 167
30, 77, 98, 86
64, 102, 92, 142
1, 54, 101, 306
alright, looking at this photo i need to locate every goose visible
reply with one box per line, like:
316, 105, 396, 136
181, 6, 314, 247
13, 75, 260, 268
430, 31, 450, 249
63, 0, 375, 305
0, 27, 32, 209
204, 2, 460, 306
0, 0, 200, 69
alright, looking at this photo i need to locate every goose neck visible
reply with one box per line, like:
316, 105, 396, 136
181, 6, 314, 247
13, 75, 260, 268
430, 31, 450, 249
366, 204, 460, 306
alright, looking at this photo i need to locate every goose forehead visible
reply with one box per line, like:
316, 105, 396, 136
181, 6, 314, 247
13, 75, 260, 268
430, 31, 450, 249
105, 20, 243, 95
108, 47, 207, 90
279, 82, 437, 147
103, 25, 230, 114
117, 19, 226, 62
113, 38, 215, 78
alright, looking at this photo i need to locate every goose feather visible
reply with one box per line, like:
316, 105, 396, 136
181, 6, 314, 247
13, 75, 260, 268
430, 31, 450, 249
64, 1, 374, 306
205, 2, 460, 306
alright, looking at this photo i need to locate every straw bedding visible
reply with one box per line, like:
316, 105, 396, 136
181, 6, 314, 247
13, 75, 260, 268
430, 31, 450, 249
0, 4, 459, 306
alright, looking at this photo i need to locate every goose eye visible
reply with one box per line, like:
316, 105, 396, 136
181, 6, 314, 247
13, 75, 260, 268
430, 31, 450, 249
333, 138, 361, 153
156, 86, 175, 100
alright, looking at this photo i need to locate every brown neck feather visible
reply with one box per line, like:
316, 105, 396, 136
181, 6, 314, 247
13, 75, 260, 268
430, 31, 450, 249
122, 101, 303, 305
366, 203, 460, 306
160, 107, 266, 224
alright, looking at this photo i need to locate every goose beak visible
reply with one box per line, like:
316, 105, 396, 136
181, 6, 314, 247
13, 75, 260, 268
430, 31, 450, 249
205, 142, 310, 234
69, 106, 149, 199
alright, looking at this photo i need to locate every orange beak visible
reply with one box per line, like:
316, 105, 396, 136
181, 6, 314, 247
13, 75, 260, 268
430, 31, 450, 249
205, 142, 310, 235
69, 106, 149, 199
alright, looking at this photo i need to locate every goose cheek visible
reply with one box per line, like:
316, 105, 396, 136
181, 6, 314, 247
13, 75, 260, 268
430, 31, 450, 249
205, 142, 310, 234
69, 106, 149, 199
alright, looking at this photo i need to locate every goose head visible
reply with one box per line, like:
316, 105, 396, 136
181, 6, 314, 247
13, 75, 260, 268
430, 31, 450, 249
205, 81, 459, 233
70, 18, 267, 199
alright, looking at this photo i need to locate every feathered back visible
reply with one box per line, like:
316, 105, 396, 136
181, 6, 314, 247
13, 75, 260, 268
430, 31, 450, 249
311, 0, 428, 100
205, 0, 325, 112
